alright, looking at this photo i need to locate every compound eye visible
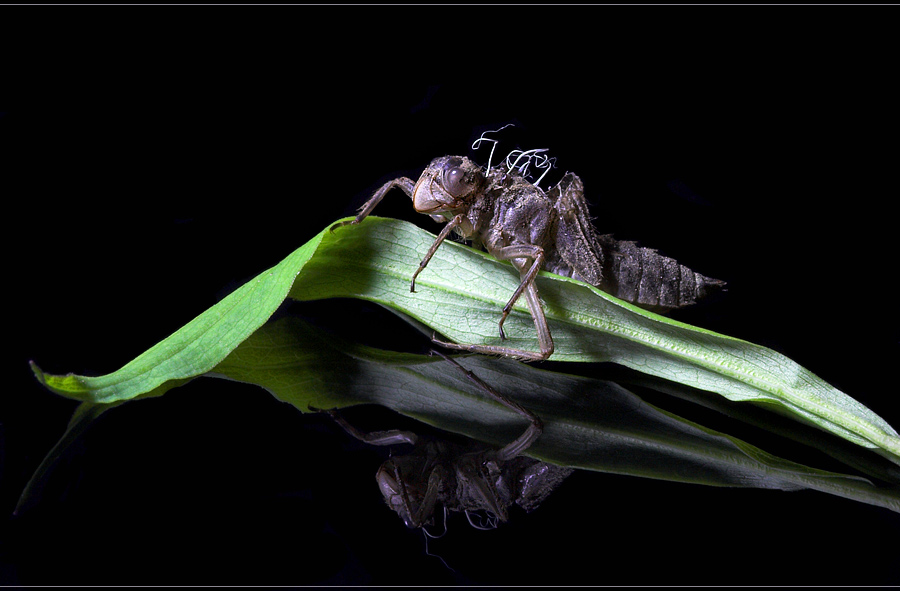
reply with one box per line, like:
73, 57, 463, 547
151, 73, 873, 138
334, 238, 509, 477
442, 164, 470, 198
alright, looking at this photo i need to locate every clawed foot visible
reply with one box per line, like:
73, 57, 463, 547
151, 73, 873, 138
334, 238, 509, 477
328, 219, 359, 233
429, 332, 551, 362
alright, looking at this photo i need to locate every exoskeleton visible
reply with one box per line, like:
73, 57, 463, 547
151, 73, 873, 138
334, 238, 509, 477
335, 135, 724, 361
325, 408, 572, 531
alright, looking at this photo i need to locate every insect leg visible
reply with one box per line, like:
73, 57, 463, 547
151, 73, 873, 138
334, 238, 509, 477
431, 282, 553, 363
519, 279, 555, 361
410, 464, 446, 528
409, 213, 464, 292
329, 176, 416, 231
434, 243, 555, 361
382, 459, 446, 528
431, 351, 543, 461
433, 240, 554, 360
322, 408, 419, 446
490, 244, 546, 339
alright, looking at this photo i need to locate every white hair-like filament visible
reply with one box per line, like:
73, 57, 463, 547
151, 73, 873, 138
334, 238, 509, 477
472, 123, 515, 170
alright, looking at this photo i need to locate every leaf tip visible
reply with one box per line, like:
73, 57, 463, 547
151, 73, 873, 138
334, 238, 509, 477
29, 360, 46, 385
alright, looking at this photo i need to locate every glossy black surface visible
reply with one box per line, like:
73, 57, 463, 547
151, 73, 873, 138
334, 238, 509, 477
5, 8, 899, 585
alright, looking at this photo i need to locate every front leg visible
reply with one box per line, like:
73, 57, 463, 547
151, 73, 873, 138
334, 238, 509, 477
378, 459, 447, 529
330, 177, 416, 231
409, 213, 463, 292
322, 408, 418, 447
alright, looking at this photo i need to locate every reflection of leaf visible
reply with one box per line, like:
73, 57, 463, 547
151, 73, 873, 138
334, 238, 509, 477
14, 375, 194, 516
22, 317, 900, 515
29, 217, 900, 461
618, 372, 900, 488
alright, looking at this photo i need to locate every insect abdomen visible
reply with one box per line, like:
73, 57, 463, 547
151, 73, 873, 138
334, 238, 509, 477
598, 236, 725, 312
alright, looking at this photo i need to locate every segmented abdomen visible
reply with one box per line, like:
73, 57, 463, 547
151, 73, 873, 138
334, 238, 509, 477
596, 236, 724, 312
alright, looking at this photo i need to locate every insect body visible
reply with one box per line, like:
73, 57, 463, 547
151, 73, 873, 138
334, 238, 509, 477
377, 438, 573, 531
325, 409, 572, 531
337, 140, 724, 361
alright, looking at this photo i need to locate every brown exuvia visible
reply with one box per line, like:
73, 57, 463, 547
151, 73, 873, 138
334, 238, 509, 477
325, 404, 572, 532
334, 134, 724, 361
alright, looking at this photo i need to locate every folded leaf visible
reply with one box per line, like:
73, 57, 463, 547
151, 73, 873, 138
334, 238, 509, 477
31, 217, 900, 463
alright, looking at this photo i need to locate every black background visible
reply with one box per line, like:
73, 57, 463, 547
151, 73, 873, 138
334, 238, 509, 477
4, 6, 900, 586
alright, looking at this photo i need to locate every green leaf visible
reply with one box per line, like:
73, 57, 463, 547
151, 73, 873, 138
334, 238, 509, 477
31, 231, 323, 404
31, 216, 900, 462
24, 317, 900, 515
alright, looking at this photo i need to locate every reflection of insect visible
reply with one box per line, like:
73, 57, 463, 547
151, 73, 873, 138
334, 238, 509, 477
318, 349, 559, 530
324, 407, 572, 532
335, 128, 724, 360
